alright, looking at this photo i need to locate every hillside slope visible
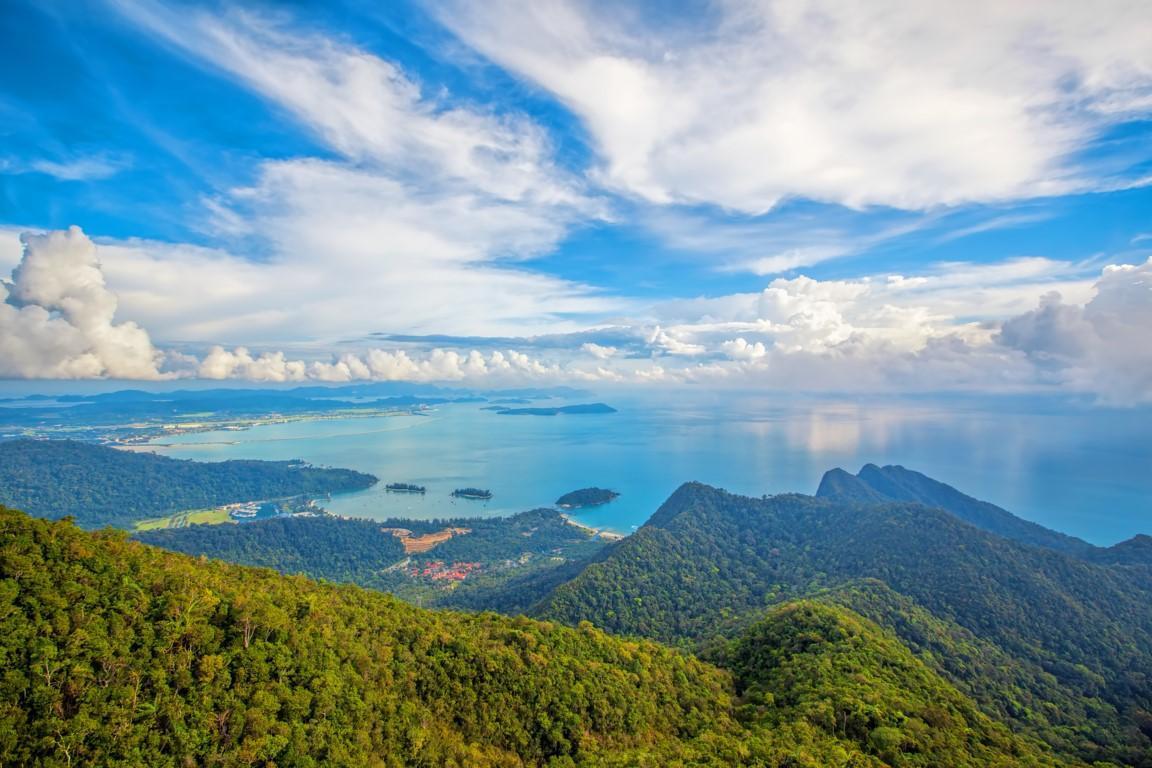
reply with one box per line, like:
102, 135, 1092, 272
817, 464, 1150, 564
535, 482, 1152, 763
726, 602, 1061, 768
135, 507, 608, 603
0, 507, 1067, 767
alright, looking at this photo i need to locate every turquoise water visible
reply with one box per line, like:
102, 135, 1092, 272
137, 391, 1152, 546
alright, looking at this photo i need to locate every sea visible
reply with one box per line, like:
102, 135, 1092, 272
124, 389, 1151, 547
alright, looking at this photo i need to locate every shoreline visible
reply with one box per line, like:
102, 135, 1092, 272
560, 512, 625, 541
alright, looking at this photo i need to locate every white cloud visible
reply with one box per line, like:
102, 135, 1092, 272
999, 258, 1152, 403
197, 344, 615, 385
642, 257, 1091, 359
440, 0, 1152, 213
581, 342, 618, 359
645, 325, 707, 356
0, 227, 633, 384
0, 227, 167, 379
14, 226, 1143, 403
26, 155, 129, 181
161, 252, 1148, 402
721, 337, 768, 360
112, 1, 593, 211
94, 4, 621, 344
198, 347, 308, 382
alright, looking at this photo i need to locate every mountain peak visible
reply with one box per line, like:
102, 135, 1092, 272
841, 463, 1098, 558
815, 467, 890, 503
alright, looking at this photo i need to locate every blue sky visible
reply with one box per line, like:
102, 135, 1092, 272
1, 0, 1151, 399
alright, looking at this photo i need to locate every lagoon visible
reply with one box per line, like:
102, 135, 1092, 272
134, 390, 1152, 546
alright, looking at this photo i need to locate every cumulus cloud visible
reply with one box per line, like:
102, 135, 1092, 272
175, 254, 1148, 402
196, 345, 585, 385
197, 347, 308, 382
0, 227, 167, 379
440, 0, 1152, 212
999, 258, 1152, 403
721, 338, 768, 360
581, 342, 618, 359
4, 227, 1150, 404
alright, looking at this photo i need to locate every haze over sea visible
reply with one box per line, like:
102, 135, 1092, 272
127, 390, 1150, 546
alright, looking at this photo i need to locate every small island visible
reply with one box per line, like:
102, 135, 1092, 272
386, 482, 427, 494
495, 403, 617, 416
556, 487, 620, 509
452, 487, 493, 500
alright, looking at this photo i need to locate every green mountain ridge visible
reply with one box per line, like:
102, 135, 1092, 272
725, 601, 1064, 767
0, 507, 1065, 767
533, 482, 1152, 764
817, 464, 1150, 564
1, 439, 1147, 763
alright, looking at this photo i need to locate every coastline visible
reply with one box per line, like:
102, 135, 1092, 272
560, 512, 625, 541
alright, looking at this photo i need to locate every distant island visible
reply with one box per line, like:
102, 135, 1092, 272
386, 482, 426, 494
452, 487, 493, 500
556, 487, 620, 509
494, 403, 617, 416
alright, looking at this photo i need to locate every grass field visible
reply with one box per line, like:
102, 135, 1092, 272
134, 507, 234, 531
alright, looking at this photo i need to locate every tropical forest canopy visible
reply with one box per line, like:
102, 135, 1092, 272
0, 507, 1069, 767
0, 439, 377, 529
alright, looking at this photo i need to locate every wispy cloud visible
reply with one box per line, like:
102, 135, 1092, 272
642, 204, 934, 275
930, 212, 1055, 245
8, 154, 131, 181
439, 0, 1152, 213
99, 1, 621, 341
109, 0, 595, 212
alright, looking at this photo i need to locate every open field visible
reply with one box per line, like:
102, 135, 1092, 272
134, 508, 234, 531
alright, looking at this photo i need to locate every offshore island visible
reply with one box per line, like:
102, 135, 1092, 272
386, 482, 427, 494
556, 487, 620, 509
452, 487, 494, 500
491, 402, 617, 416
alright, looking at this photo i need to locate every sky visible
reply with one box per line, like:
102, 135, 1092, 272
1, 0, 1151, 401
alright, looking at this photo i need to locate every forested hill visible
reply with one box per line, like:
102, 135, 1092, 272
824, 465, 1152, 567
135, 507, 607, 603
815, 464, 1133, 560
535, 482, 1152, 764
0, 507, 1067, 767
135, 515, 409, 583
0, 439, 376, 528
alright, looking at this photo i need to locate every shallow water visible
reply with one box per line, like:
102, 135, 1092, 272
135, 391, 1152, 546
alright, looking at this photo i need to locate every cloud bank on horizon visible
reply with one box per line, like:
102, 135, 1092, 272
3, 226, 1150, 404
1, 0, 1151, 402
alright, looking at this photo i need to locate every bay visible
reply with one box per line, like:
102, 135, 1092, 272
135, 390, 1152, 546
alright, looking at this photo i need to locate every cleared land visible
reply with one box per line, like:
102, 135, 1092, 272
383, 526, 473, 553
134, 508, 234, 530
